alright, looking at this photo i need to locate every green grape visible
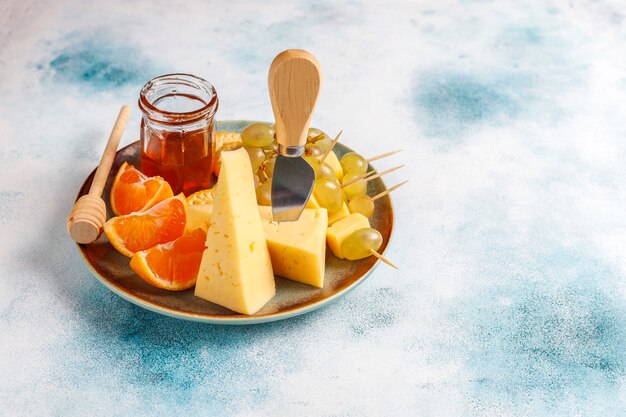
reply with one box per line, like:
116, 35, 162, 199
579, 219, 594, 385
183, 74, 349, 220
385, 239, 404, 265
241, 123, 274, 148
317, 162, 337, 180
347, 194, 375, 218
305, 157, 336, 181
307, 128, 326, 142
253, 174, 261, 189
315, 137, 333, 152
263, 155, 276, 178
340, 152, 367, 175
264, 141, 279, 152
305, 144, 323, 158
304, 156, 321, 176
342, 172, 367, 200
246, 147, 265, 172
313, 178, 343, 213
341, 228, 383, 260
256, 179, 272, 206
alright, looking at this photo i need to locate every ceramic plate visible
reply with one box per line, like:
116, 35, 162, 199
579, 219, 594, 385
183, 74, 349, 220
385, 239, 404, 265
74, 120, 394, 324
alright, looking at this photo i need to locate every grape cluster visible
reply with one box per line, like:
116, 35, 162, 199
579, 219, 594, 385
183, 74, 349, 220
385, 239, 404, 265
241, 122, 385, 262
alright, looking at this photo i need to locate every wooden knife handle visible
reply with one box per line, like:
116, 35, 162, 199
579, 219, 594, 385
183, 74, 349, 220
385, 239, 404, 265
268, 49, 322, 149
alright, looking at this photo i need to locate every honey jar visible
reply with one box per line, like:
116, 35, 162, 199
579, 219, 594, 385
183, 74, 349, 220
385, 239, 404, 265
138, 73, 219, 195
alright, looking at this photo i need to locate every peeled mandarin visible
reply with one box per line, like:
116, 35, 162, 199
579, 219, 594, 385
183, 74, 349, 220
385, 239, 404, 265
104, 194, 187, 257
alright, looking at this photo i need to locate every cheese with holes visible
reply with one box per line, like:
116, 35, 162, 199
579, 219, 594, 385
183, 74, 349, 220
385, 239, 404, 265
326, 213, 370, 259
195, 148, 275, 315
259, 206, 328, 288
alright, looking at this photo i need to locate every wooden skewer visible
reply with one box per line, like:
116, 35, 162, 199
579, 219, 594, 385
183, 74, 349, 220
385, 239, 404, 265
319, 130, 342, 163
340, 170, 375, 188
372, 180, 409, 201
342, 164, 404, 188
370, 249, 398, 269
67, 105, 131, 244
366, 149, 402, 163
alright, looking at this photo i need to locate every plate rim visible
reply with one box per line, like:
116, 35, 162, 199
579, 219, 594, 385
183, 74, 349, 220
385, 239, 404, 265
74, 120, 395, 325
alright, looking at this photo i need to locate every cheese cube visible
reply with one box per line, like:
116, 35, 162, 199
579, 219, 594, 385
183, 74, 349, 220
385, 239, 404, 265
195, 148, 275, 315
259, 207, 328, 288
328, 202, 350, 226
326, 213, 370, 259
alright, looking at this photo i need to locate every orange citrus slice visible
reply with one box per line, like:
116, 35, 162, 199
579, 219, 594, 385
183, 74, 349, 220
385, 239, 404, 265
130, 228, 207, 291
104, 194, 187, 257
110, 162, 174, 216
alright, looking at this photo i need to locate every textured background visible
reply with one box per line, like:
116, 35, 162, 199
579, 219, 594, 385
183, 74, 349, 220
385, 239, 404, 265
2, 0, 626, 415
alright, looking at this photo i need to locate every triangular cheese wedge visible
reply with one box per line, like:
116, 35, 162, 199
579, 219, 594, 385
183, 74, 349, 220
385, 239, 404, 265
259, 207, 328, 288
195, 148, 275, 314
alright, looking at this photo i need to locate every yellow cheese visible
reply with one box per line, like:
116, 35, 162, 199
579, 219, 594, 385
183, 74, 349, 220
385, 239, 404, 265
186, 203, 213, 232
186, 187, 216, 232
213, 131, 243, 175
324, 151, 344, 181
195, 148, 275, 315
259, 206, 328, 288
305, 193, 321, 209
306, 195, 348, 225
328, 202, 350, 226
326, 213, 370, 259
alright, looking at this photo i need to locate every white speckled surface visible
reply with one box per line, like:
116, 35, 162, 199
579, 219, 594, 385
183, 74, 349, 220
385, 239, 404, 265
2, 0, 626, 415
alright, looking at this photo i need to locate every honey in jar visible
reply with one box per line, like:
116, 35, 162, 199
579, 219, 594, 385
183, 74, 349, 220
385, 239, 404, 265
138, 74, 219, 195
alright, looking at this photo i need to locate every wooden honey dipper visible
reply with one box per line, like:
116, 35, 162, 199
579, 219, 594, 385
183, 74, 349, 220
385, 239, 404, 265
67, 105, 131, 244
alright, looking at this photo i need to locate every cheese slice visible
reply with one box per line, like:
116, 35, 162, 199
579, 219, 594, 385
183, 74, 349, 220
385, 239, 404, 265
195, 148, 275, 315
326, 213, 370, 259
259, 207, 328, 288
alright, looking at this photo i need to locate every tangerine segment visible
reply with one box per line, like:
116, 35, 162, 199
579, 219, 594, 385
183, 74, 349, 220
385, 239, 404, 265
110, 162, 174, 215
104, 194, 187, 257
130, 228, 207, 291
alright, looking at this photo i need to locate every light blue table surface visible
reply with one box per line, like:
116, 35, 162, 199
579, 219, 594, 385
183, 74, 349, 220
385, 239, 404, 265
2, 0, 626, 415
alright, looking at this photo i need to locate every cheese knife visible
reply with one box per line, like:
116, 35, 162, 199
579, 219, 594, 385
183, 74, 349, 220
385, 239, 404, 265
268, 49, 321, 221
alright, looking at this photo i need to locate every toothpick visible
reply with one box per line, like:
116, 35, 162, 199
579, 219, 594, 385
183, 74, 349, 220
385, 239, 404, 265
366, 149, 402, 163
341, 171, 373, 188
371, 180, 409, 201
342, 164, 405, 188
308, 133, 326, 143
369, 249, 398, 269
320, 130, 343, 163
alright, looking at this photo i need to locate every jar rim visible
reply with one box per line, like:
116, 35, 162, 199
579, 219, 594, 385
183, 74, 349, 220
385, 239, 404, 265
138, 73, 218, 124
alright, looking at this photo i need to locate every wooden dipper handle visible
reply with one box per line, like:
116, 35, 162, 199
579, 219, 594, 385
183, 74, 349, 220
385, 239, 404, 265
268, 49, 321, 149
67, 105, 131, 244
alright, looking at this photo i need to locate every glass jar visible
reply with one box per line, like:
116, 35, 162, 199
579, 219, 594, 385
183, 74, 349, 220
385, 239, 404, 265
138, 73, 219, 195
